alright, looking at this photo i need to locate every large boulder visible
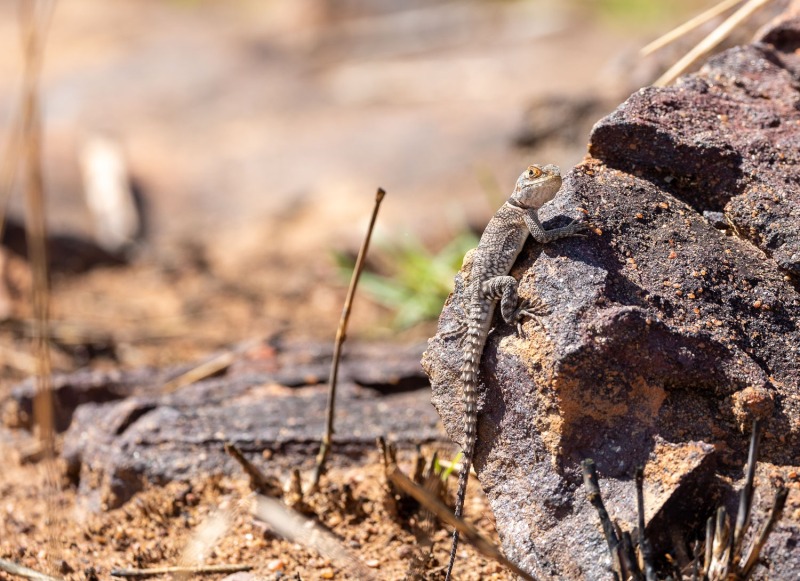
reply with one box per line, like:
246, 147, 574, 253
423, 17, 800, 580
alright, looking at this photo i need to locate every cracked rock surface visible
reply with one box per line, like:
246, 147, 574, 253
5, 340, 442, 510
423, 17, 800, 580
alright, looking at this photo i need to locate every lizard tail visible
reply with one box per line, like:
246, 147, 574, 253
445, 318, 485, 580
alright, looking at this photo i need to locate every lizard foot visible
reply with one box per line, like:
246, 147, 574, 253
561, 217, 590, 237
513, 297, 549, 336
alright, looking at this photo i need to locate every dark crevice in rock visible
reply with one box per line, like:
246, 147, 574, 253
759, 15, 800, 53
113, 403, 158, 436
354, 375, 429, 394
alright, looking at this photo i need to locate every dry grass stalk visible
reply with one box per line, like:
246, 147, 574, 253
0, 558, 63, 581
224, 441, 283, 496
641, 0, 744, 56
386, 465, 538, 581
653, 0, 773, 87
109, 564, 252, 578
311, 187, 386, 489
251, 494, 377, 580
15, 1, 61, 576
585, 422, 787, 580
161, 350, 236, 393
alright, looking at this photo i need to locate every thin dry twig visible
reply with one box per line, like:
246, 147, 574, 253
19, 0, 56, 460
310, 187, 386, 489
161, 350, 236, 393
732, 420, 761, 565
224, 442, 282, 496
251, 494, 376, 580
739, 487, 788, 578
0, 559, 63, 581
641, 0, 744, 56
704, 515, 715, 578
653, 0, 773, 87
635, 467, 657, 581
109, 564, 252, 578
582, 459, 620, 570
17, 2, 61, 576
386, 466, 538, 581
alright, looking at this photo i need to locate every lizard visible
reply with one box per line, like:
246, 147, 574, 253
444, 163, 586, 580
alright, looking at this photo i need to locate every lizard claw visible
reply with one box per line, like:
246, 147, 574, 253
512, 298, 549, 336
564, 218, 590, 237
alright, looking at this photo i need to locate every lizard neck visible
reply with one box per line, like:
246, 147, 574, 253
506, 198, 530, 210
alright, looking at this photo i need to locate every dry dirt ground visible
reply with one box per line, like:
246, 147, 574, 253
1, 443, 508, 580
0, 1, 733, 579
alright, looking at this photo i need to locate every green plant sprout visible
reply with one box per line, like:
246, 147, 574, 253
435, 451, 463, 483
334, 231, 478, 329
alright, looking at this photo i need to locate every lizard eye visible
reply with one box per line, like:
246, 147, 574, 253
527, 166, 542, 179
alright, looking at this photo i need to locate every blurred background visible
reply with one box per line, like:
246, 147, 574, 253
0, 0, 771, 377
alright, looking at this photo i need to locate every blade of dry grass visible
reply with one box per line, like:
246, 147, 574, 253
16, 1, 59, 576
732, 420, 761, 565
161, 350, 236, 393
641, 0, 744, 56
582, 459, 620, 567
109, 564, 252, 578
0, 559, 63, 581
310, 187, 386, 489
386, 466, 538, 581
653, 0, 773, 87
19, 0, 56, 458
635, 467, 657, 581
252, 494, 377, 580
739, 487, 788, 578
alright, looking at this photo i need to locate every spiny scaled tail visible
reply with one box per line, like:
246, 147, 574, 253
445, 319, 485, 580
460, 315, 486, 468
445, 464, 470, 580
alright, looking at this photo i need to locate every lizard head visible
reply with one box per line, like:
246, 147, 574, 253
511, 164, 561, 208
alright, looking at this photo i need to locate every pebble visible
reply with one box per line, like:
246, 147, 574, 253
267, 558, 285, 571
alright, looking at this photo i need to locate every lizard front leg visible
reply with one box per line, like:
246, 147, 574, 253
524, 209, 587, 244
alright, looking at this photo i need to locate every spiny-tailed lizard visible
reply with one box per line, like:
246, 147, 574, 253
445, 164, 586, 580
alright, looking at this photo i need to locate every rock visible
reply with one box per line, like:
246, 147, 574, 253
1, 340, 442, 509
7, 366, 170, 432
5, 339, 430, 433
423, 16, 800, 580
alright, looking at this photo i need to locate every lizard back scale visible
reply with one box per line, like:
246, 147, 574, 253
445, 164, 585, 580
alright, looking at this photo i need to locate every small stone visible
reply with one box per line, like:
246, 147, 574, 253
320, 567, 335, 579
267, 559, 285, 571
365, 559, 380, 568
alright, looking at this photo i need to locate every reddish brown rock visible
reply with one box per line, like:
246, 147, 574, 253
424, 16, 800, 580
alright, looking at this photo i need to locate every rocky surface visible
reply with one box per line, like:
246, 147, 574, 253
4, 340, 443, 510
423, 16, 800, 581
